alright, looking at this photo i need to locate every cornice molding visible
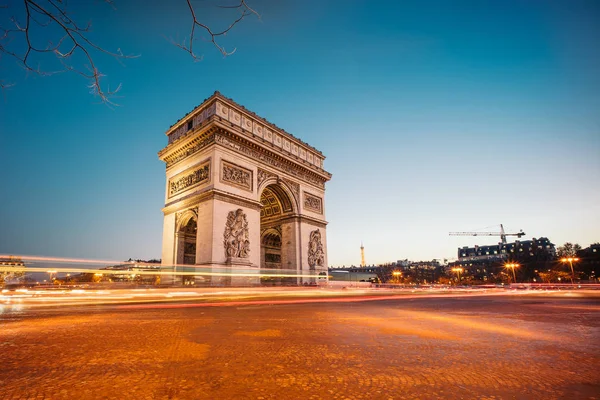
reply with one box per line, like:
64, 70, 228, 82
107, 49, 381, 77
159, 125, 218, 168
272, 214, 328, 228
162, 189, 262, 216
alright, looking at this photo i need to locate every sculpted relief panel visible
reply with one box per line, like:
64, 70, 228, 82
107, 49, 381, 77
169, 161, 210, 198
221, 160, 253, 192
257, 168, 277, 186
224, 209, 250, 258
282, 178, 300, 202
303, 191, 323, 214
308, 229, 325, 269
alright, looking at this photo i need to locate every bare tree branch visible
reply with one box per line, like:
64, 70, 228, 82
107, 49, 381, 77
1, 1, 260, 103
173, 0, 260, 62
0, 0, 137, 104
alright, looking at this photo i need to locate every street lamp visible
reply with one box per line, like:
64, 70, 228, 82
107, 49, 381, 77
560, 257, 579, 284
46, 270, 57, 283
505, 263, 519, 283
451, 268, 463, 285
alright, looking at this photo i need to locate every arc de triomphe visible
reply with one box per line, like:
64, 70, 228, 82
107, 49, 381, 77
158, 92, 331, 285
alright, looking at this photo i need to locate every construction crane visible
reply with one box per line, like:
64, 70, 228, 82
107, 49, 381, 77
449, 224, 525, 244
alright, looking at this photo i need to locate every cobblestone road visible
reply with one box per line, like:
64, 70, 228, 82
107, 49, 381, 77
1, 293, 599, 399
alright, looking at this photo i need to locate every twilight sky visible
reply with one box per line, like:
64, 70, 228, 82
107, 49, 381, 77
1, 0, 599, 267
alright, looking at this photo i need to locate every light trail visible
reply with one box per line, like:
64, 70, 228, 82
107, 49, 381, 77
0, 265, 323, 278
2, 286, 597, 315
0, 254, 132, 265
0, 253, 325, 282
1, 254, 307, 273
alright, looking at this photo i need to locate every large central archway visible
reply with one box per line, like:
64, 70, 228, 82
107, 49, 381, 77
259, 183, 297, 285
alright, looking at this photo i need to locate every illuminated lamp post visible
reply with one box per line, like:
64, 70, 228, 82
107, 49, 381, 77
392, 270, 402, 284
46, 270, 57, 284
505, 263, 519, 283
560, 257, 579, 284
451, 268, 463, 285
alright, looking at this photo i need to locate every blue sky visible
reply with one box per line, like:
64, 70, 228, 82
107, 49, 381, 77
1, 0, 599, 266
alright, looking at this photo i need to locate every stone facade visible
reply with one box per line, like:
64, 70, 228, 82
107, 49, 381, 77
159, 92, 331, 285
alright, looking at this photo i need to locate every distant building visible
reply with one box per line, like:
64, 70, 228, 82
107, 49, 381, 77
458, 237, 555, 261
0, 256, 25, 267
452, 237, 556, 282
0, 256, 26, 286
579, 243, 600, 281
329, 260, 443, 284
328, 266, 378, 282
102, 262, 162, 284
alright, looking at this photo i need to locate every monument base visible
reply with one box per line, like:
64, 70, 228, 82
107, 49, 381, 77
209, 258, 260, 287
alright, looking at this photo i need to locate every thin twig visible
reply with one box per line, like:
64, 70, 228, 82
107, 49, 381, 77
174, 0, 260, 61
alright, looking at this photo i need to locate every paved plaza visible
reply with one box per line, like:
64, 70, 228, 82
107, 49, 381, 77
1, 292, 599, 399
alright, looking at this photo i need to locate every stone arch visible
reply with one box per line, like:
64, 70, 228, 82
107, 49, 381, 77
259, 183, 298, 285
175, 209, 198, 232
175, 209, 198, 285
257, 177, 299, 216
261, 228, 282, 266
159, 94, 331, 287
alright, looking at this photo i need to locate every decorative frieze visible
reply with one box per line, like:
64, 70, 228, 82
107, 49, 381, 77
303, 191, 323, 214
221, 160, 253, 192
216, 133, 326, 189
224, 209, 250, 258
308, 229, 325, 269
164, 133, 215, 168
164, 129, 328, 189
264, 128, 273, 142
257, 168, 277, 186
169, 161, 210, 198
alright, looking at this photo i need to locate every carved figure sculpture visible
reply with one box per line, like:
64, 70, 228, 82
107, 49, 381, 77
307, 229, 325, 269
224, 209, 250, 258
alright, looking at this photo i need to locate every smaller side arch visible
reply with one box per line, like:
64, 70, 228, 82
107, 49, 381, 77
175, 208, 198, 232
174, 208, 199, 284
